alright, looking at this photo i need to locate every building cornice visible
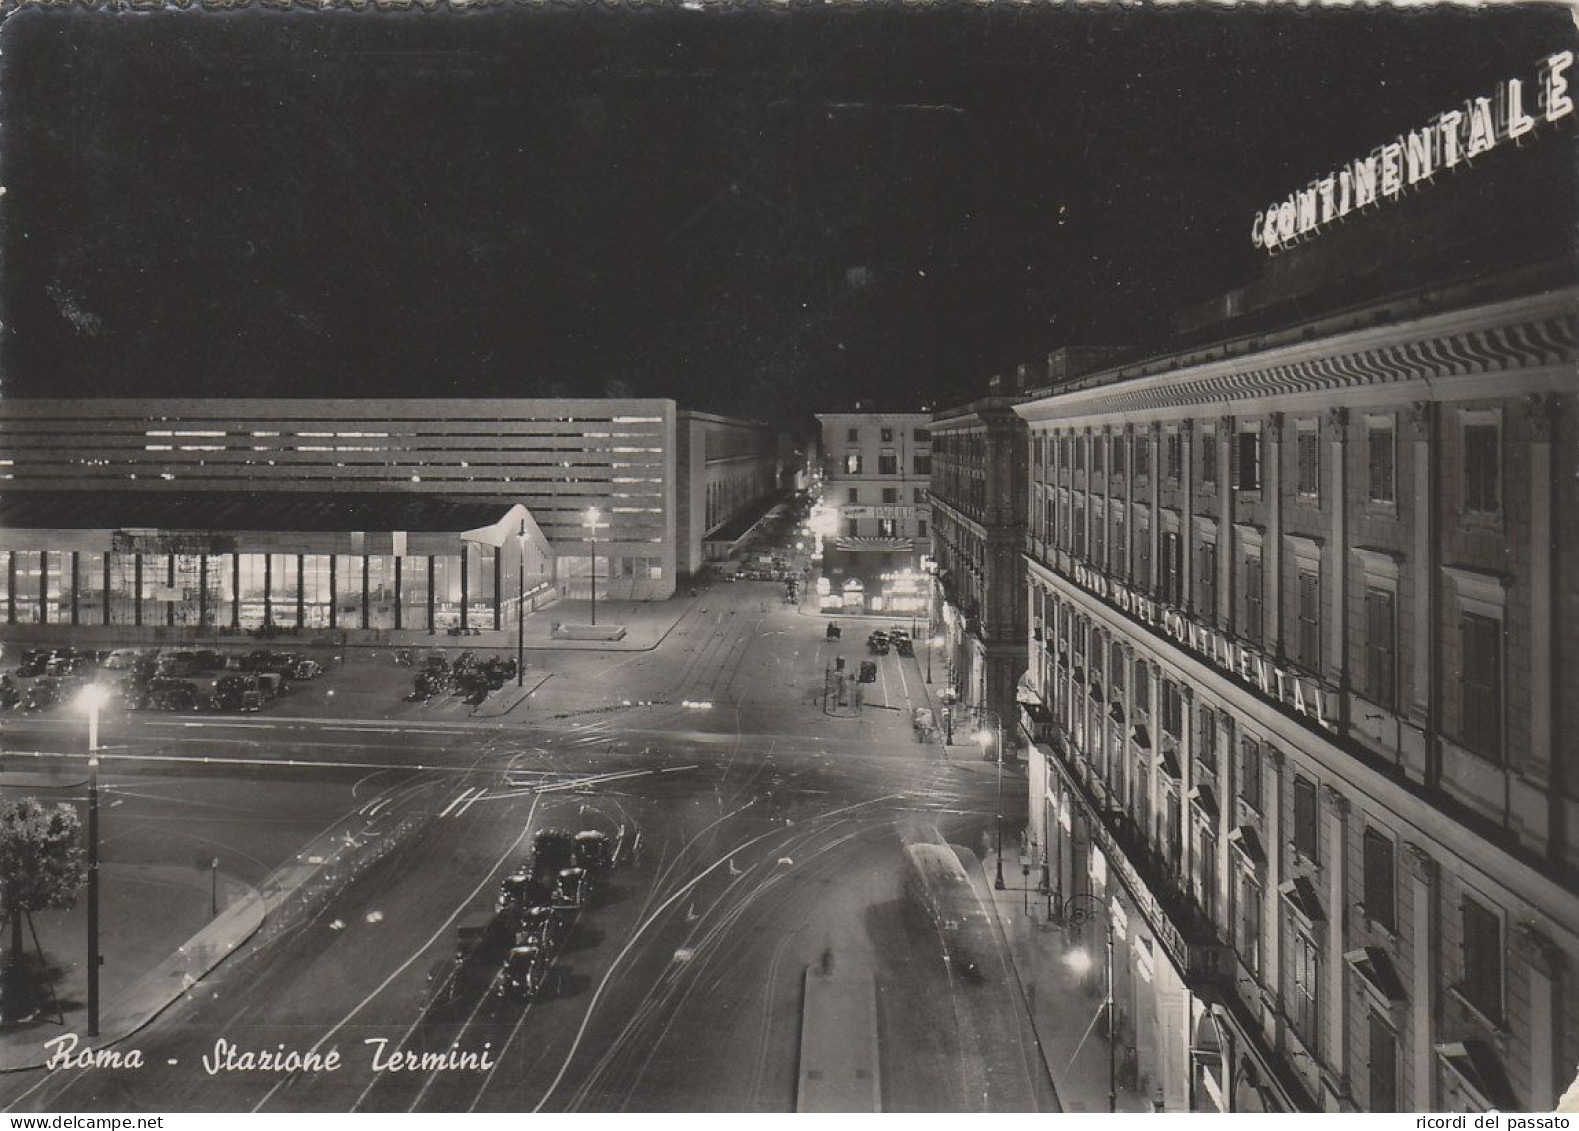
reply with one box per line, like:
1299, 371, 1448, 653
1013, 288, 1579, 424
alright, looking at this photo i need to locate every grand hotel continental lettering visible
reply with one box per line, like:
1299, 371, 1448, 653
1253, 50, 1575, 252
1066, 561, 1336, 731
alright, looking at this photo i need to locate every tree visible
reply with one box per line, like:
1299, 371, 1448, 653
0, 799, 86, 1023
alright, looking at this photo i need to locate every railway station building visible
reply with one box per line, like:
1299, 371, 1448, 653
0, 398, 785, 640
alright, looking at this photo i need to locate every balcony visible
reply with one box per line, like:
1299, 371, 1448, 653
1036, 721, 1230, 987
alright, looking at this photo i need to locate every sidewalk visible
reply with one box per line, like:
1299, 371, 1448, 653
0, 864, 263, 1070
973, 852, 1154, 1114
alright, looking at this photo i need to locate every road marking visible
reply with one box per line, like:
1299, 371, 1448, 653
252, 795, 543, 1112
439, 786, 480, 818
456, 787, 488, 817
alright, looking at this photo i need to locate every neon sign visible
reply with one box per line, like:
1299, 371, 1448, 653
1253, 51, 1573, 252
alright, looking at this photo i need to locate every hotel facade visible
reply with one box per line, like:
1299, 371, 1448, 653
1015, 277, 1579, 1112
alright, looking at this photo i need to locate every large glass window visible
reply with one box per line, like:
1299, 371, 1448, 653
1234, 865, 1262, 977
1234, 429, 1262, 491
269, 554, 300, 628
467, 545, 495, 627
399, 557, 429, 631
208, 553, 235, 628
335, 556, 365, 628
14, 552, 42, 625
46, 551, 72, 624
302, 555, 333, 628
108, 553, 138, 625
142, 553, 172, 628
366, 556, 396, 630
433, 555, 462, 629
172, 553, 204, 627
237, 553, 269, 629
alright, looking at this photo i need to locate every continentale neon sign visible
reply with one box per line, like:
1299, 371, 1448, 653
1252, 51, 1574, 253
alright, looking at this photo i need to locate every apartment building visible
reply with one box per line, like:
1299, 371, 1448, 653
814, 412, 932, 613
928, 394, 1028, 742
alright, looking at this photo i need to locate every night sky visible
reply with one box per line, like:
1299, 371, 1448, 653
0, 4, 1573, 432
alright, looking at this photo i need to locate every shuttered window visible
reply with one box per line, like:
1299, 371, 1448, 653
1297, 570, 1321, 670
1464, 422, 1500, 514
1368, 1013, 1399, 1111
1460, 897, 1503, 1023
1459, 613, 1502, 759
1362, 828, 1396, 932
1363, 588, 1396, 710
1367, 425, 1396, 503
1233, 430, 1262, 491
1292, 775, 1318, 861
1296, 428, 1320, 497
1244, 556, 1265, 646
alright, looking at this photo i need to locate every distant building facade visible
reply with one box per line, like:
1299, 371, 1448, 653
928, 395, 1028, 742
1016, 277, 1579, 1112
814, 412, 932, 614
0, 398, 782, 638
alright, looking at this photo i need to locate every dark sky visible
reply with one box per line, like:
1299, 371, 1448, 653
1, 4, 1573, 431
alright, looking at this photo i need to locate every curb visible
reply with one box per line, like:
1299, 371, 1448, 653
0, 881, 266, 1072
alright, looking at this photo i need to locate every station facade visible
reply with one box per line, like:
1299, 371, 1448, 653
0, 398, 784, 639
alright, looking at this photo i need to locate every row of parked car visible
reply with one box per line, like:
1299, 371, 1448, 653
3, 646, 327, 714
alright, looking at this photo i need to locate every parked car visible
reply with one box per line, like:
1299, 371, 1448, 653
289, 659, 324, 681
156, 651, 201, 677
24, 677, 63, 711
867, 632, 890, 656
262, 653, 299, 675
211, 674, 264, 713
193, 650, 227, 672
14, 651, 49, 678
104, 649, 144, 671
254, 672, 288, 700
146, 678, 200, 712
858, 660, 878, 684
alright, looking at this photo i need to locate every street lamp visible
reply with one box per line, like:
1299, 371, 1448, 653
76, 684, 109, 1038
584, 508, 605, 626
516, 517, 528, 687
1061, 892, 1118, 1113
976, 721, 1006, 891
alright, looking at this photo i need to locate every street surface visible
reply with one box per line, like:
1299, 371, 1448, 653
0, 579, 1052, 1112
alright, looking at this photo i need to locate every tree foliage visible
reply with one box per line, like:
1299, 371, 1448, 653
0, 799, 86, 917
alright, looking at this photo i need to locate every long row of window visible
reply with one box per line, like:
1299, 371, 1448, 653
1038, 577, 1514, 1108
1032, 412, 1504, 515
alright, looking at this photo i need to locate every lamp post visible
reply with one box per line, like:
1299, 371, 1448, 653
76, 685, 109, 1038
977, 718, 1006, 891
1061, 893, 1118, 1113
584, 508, 605, 626
516, 517, 527, 687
